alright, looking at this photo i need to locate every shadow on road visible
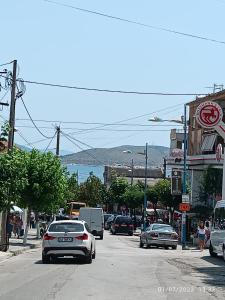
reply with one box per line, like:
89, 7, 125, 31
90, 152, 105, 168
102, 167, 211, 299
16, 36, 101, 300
34, 257, 89, 265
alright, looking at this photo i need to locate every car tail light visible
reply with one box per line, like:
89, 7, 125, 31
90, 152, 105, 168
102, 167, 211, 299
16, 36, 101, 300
75, 233, 88, 240
150, 233, 158, 238
171, 233, 178, 240
129, 224, 133, 227
43, 233, 56, 240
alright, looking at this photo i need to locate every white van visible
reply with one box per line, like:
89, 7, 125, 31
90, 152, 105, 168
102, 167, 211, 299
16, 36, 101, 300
79, 208, 104, 239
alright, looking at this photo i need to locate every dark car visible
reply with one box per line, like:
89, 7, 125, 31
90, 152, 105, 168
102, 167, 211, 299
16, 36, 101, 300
105, 215, 117, 230
104, 214, 113, 229
111, 216, 134, 236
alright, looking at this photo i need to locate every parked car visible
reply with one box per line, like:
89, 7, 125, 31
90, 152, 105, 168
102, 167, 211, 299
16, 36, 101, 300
139, 223, 178, 249
79, 207, 104, 239
104, 214, 114, 229
42, 220, 96, 264
105, 215, 117, 230
209, 227, 225, 260
111, 216, 134, 236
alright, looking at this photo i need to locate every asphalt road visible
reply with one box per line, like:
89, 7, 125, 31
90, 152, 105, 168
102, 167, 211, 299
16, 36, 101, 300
0, 232, 225, 300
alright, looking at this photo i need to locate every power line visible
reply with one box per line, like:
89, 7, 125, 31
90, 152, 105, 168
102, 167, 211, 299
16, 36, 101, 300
61, 131, 104, 165
21, 97, 55, 139
18, 78, 207, 96
0, 61, 13, 67
44, 131, 57, 152
15, 118, 182, 127
44, 0, 225, 45
16, 130, 36, 148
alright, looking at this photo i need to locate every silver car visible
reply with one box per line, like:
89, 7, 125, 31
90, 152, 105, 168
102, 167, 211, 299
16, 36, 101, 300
209, 227, 225, 260
139, 223, 178, 249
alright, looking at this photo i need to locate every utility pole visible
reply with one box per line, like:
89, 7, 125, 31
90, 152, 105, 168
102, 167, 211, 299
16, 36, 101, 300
143, 143, 148, 231
163, 157, 167, 179
8, 60, 17, 150
56, 126, 60, 156
131, 159, 134, 186
182, 104, 187, 250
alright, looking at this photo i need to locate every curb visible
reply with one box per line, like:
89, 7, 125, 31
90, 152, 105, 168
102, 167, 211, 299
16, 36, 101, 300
9, 242, 41, 256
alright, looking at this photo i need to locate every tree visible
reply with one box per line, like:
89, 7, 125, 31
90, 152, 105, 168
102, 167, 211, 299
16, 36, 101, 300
108, 176, 128, 209
0, 149, 28, 251
66, 173, 79, 201
147, 185, 158, 218
0, 122, 10, 142
78, 172, 106, 207
123, 185, 144, 211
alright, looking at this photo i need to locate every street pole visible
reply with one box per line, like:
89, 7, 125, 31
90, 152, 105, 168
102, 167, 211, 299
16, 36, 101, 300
143, 143, 148, 231
182, 104, 187, 249
131, 159, 134, 186
8, 60, 17, 150
163, 157, 167, 179
56, 126, 60, 156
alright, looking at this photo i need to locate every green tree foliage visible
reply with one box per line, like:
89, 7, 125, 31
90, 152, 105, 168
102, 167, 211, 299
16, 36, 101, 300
123, 185, 144, 209
78, 172, 106, 207
66, 173, 79, 201
19, 150, 68, 214
108, 176, 128, 207
147, 185, 158, 206
0, 149, 28, 211
0, 122, 10, 142
202, 166, 222, 197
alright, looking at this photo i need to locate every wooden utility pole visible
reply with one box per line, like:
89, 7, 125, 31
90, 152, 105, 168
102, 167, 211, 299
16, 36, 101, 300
56, 126, 60, 156
8, 60, 17, 150
131, 159, 134, 186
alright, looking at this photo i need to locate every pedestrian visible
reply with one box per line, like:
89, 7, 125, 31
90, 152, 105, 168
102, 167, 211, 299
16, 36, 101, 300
198, 221, 206, 251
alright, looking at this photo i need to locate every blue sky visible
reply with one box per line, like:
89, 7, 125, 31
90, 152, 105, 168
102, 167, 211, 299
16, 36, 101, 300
1, 0, 225, 153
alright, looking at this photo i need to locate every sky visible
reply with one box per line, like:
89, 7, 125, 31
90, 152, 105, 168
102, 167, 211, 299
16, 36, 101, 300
1, 0, 225, 154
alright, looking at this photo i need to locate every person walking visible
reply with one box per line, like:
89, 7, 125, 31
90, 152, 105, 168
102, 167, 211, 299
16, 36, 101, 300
198, 221, 206, 251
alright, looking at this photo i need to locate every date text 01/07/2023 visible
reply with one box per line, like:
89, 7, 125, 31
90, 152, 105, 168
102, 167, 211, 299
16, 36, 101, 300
157, 286, 216, 293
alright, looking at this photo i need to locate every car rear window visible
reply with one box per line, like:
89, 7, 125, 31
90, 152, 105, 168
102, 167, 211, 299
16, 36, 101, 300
152, 225, 173, 232
48, 223, 84, 232
116, 217, 132, 224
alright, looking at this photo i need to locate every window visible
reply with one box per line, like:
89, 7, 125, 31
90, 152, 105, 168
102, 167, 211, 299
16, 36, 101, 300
49, 223, 84, 232
84, 223, 90, 233
201, 134, 217, 152
152, 225, 173, 232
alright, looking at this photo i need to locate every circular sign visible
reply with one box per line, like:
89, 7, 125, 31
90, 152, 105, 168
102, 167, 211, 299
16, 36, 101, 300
216, 143, 223, 162
195, 101, 223, 128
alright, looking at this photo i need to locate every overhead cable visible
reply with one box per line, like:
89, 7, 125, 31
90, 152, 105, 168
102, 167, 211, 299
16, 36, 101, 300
44, 0, 225, 45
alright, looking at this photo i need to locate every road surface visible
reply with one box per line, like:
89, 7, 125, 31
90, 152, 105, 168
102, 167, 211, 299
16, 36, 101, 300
0, 232, 225, 300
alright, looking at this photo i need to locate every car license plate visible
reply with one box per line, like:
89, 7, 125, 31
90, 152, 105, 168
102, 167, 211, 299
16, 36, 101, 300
58, 237, 73, 242
121, 224, 127, 227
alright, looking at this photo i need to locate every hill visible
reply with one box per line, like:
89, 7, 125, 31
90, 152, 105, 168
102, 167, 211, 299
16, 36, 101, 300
61, 145, 169, 167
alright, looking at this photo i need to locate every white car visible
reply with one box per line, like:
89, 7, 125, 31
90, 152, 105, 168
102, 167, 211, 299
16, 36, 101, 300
42, 220, 96, 264
209, 228, 225, 260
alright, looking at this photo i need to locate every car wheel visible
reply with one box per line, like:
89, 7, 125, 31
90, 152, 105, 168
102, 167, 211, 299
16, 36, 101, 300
209, 243, 217, 257
164, 246, 169, 250
42, 253, 50, 264
139, 239, 144, 248
172, 245, 177, 250
85, 249, 93, 264
99, 234, 103, 240
146, 244, 151, 249
223, 246, 225, 262
129, 232, 133, 236
92, 249, 96, 259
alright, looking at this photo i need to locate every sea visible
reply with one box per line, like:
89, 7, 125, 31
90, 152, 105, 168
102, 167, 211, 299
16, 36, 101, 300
64, 164, 104, 183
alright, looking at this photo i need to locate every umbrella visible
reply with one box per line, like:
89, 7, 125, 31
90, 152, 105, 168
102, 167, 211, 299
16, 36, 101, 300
10, 205, 23, 214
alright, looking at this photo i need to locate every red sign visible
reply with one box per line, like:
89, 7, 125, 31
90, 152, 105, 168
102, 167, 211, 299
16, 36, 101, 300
196, 101, 223, 128
216, 143, 223, 162
179, 203, 190, 212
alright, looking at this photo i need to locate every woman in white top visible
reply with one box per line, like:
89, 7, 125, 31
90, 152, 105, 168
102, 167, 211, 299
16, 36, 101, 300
198, 221, 206, 251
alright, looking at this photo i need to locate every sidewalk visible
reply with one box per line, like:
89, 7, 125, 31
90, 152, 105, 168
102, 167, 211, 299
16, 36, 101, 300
0, 228, 41, 263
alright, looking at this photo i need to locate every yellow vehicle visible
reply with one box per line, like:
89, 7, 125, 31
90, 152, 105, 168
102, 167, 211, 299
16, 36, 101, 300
67, 202, 86, 217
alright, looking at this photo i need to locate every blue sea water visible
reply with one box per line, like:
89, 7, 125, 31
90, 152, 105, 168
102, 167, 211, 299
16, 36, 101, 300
64, 164, 104, 183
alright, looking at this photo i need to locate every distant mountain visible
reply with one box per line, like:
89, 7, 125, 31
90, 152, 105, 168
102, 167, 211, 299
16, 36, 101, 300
16, 144, 73, 156
61, 145, 169, 167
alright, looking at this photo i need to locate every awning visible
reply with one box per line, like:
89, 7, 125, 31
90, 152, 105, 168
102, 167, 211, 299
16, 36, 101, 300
10, 205, 23, 214
215, 200, 225, 209
201, 134, 217, 152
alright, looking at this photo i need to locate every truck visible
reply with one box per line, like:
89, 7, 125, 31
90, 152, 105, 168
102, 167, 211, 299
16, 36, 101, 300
79, 207, 104, 240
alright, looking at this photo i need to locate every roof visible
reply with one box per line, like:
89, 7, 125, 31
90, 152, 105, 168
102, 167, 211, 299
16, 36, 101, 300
187, 89, 225, 106
50, 220, 85, 225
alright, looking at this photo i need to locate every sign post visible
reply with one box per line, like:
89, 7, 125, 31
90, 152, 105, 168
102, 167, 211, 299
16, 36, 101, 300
195, 101, 225, 199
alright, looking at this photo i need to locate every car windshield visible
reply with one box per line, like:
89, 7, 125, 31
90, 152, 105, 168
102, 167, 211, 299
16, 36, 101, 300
48, 223, 84, 233
152, 225, 173, 232
116, 217, 132, 224
104, 214, 112, 222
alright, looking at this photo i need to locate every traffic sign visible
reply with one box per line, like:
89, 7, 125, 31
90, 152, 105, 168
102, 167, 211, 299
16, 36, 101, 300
195, 101, 223, 128
179, 203, 190, 212
182, 194, 189, 203
216, 143, 223, 162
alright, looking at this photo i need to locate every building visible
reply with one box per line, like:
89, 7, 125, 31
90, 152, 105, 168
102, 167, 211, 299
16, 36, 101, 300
187, 90, 225, 206
103, 165, 163, 188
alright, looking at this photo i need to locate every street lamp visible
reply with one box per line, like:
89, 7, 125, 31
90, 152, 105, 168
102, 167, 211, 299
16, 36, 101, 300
149, 105, 188, 249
